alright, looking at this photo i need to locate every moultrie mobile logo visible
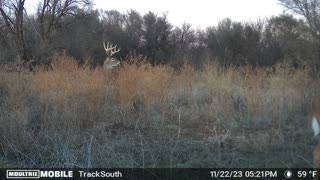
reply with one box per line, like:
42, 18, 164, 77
6, 170, 73, 179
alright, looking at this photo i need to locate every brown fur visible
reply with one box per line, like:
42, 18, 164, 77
312, 100, 320, 121
314, 145, 320, 168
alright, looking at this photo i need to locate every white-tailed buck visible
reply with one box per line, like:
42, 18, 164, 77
103, 42, 120, 70
312, 99, 320, 168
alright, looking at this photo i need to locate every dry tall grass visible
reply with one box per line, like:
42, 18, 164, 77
0, 54, 319, 168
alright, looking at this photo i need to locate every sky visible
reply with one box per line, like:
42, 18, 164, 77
26, 0, 285, 29
94, 0, 284, 28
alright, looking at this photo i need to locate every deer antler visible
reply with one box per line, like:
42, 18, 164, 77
103, 42, 120, 57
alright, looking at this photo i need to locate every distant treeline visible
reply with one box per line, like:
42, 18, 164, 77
0, 0, 320, 68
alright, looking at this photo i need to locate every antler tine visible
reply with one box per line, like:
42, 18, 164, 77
103, 41, 121, 56
110, 47, 120, 56
103, 42, 106, 51
107, 42, 112, 49
103, 42, 112, 55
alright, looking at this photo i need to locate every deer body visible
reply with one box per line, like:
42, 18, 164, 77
103, 42, 120, 70
312, 100, 320, 168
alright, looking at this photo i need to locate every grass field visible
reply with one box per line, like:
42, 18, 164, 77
0, 54, 319, 168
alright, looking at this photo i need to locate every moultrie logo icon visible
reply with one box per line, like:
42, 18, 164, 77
6, 170, 40, 179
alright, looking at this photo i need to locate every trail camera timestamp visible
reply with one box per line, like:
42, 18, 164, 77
210, 170, 277, 178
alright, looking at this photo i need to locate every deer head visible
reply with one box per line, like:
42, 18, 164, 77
103, 42, 120, 70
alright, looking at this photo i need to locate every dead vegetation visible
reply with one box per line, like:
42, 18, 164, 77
0, 54, 318, 168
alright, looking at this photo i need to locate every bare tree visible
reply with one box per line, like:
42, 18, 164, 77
0, 0, 28, 61
279, 0, 320, 39
142, 12, 172, 64
279, 0, 320, 67
37, 0, 91, 44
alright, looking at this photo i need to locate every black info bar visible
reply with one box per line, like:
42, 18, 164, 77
1, 168, 319, 179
